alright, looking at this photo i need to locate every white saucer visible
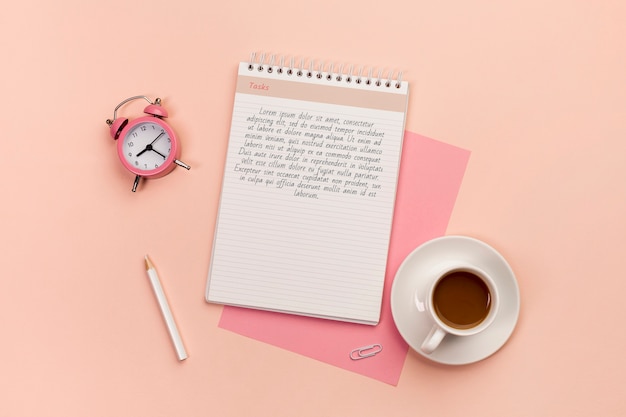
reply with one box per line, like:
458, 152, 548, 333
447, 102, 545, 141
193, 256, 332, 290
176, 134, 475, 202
391, 235, 520, 365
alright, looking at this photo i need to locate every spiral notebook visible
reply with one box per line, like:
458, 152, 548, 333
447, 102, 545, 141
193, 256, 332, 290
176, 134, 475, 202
206, 54, 409, 325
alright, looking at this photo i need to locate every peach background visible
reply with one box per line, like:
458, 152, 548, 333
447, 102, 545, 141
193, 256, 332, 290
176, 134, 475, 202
1, 1, 624, 416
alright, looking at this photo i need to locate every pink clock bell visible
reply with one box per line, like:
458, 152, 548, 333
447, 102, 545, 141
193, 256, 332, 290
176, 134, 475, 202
106, 95, 191, 192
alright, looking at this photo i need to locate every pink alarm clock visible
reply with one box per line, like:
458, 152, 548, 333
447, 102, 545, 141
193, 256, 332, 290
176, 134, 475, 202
106, 96, 190, 192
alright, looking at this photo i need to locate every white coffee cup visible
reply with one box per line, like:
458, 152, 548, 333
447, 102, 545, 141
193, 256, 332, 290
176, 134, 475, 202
416, 262, 500, 354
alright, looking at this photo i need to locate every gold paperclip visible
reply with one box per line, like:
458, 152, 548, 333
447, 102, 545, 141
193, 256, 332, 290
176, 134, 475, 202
349, 344, 383, 360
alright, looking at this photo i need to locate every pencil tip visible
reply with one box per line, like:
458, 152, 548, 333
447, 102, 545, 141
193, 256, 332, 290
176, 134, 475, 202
144, 255, 153, 270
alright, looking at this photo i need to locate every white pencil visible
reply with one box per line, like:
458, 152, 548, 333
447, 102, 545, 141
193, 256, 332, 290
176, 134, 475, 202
144, 255, 188, 361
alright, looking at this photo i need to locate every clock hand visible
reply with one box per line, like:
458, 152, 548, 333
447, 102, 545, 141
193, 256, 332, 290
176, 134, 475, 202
151, 148, 167, 159
150, 132, 165, 145
135, 132, 166, 157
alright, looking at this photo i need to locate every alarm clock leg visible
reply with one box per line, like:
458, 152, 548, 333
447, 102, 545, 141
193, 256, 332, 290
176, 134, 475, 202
174, 159, 191, 170
132, 175, 141, 192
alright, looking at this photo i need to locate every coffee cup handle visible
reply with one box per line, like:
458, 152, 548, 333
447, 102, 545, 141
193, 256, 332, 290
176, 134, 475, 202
421, 325, 447, 354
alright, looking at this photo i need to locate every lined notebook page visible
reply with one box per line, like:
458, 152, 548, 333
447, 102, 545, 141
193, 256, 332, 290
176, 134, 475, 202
206, 61, 409, 324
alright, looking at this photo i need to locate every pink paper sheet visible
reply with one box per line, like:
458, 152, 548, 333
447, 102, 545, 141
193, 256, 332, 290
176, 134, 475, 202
219, 131, 470, 385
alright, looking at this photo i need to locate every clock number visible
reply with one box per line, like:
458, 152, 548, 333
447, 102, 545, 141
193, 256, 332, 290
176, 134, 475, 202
141, 125, 147, 131
128, 141, 134, 147
132, 132, 138, 138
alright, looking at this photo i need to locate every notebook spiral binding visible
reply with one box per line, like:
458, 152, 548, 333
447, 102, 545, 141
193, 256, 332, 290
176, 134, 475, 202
247, 52, 404, 89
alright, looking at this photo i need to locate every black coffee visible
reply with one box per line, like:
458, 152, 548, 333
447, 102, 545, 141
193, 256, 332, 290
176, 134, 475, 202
432, 271, 491, 329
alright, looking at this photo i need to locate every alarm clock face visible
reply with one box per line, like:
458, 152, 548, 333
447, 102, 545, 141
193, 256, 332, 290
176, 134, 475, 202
118, 118, 178, 177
